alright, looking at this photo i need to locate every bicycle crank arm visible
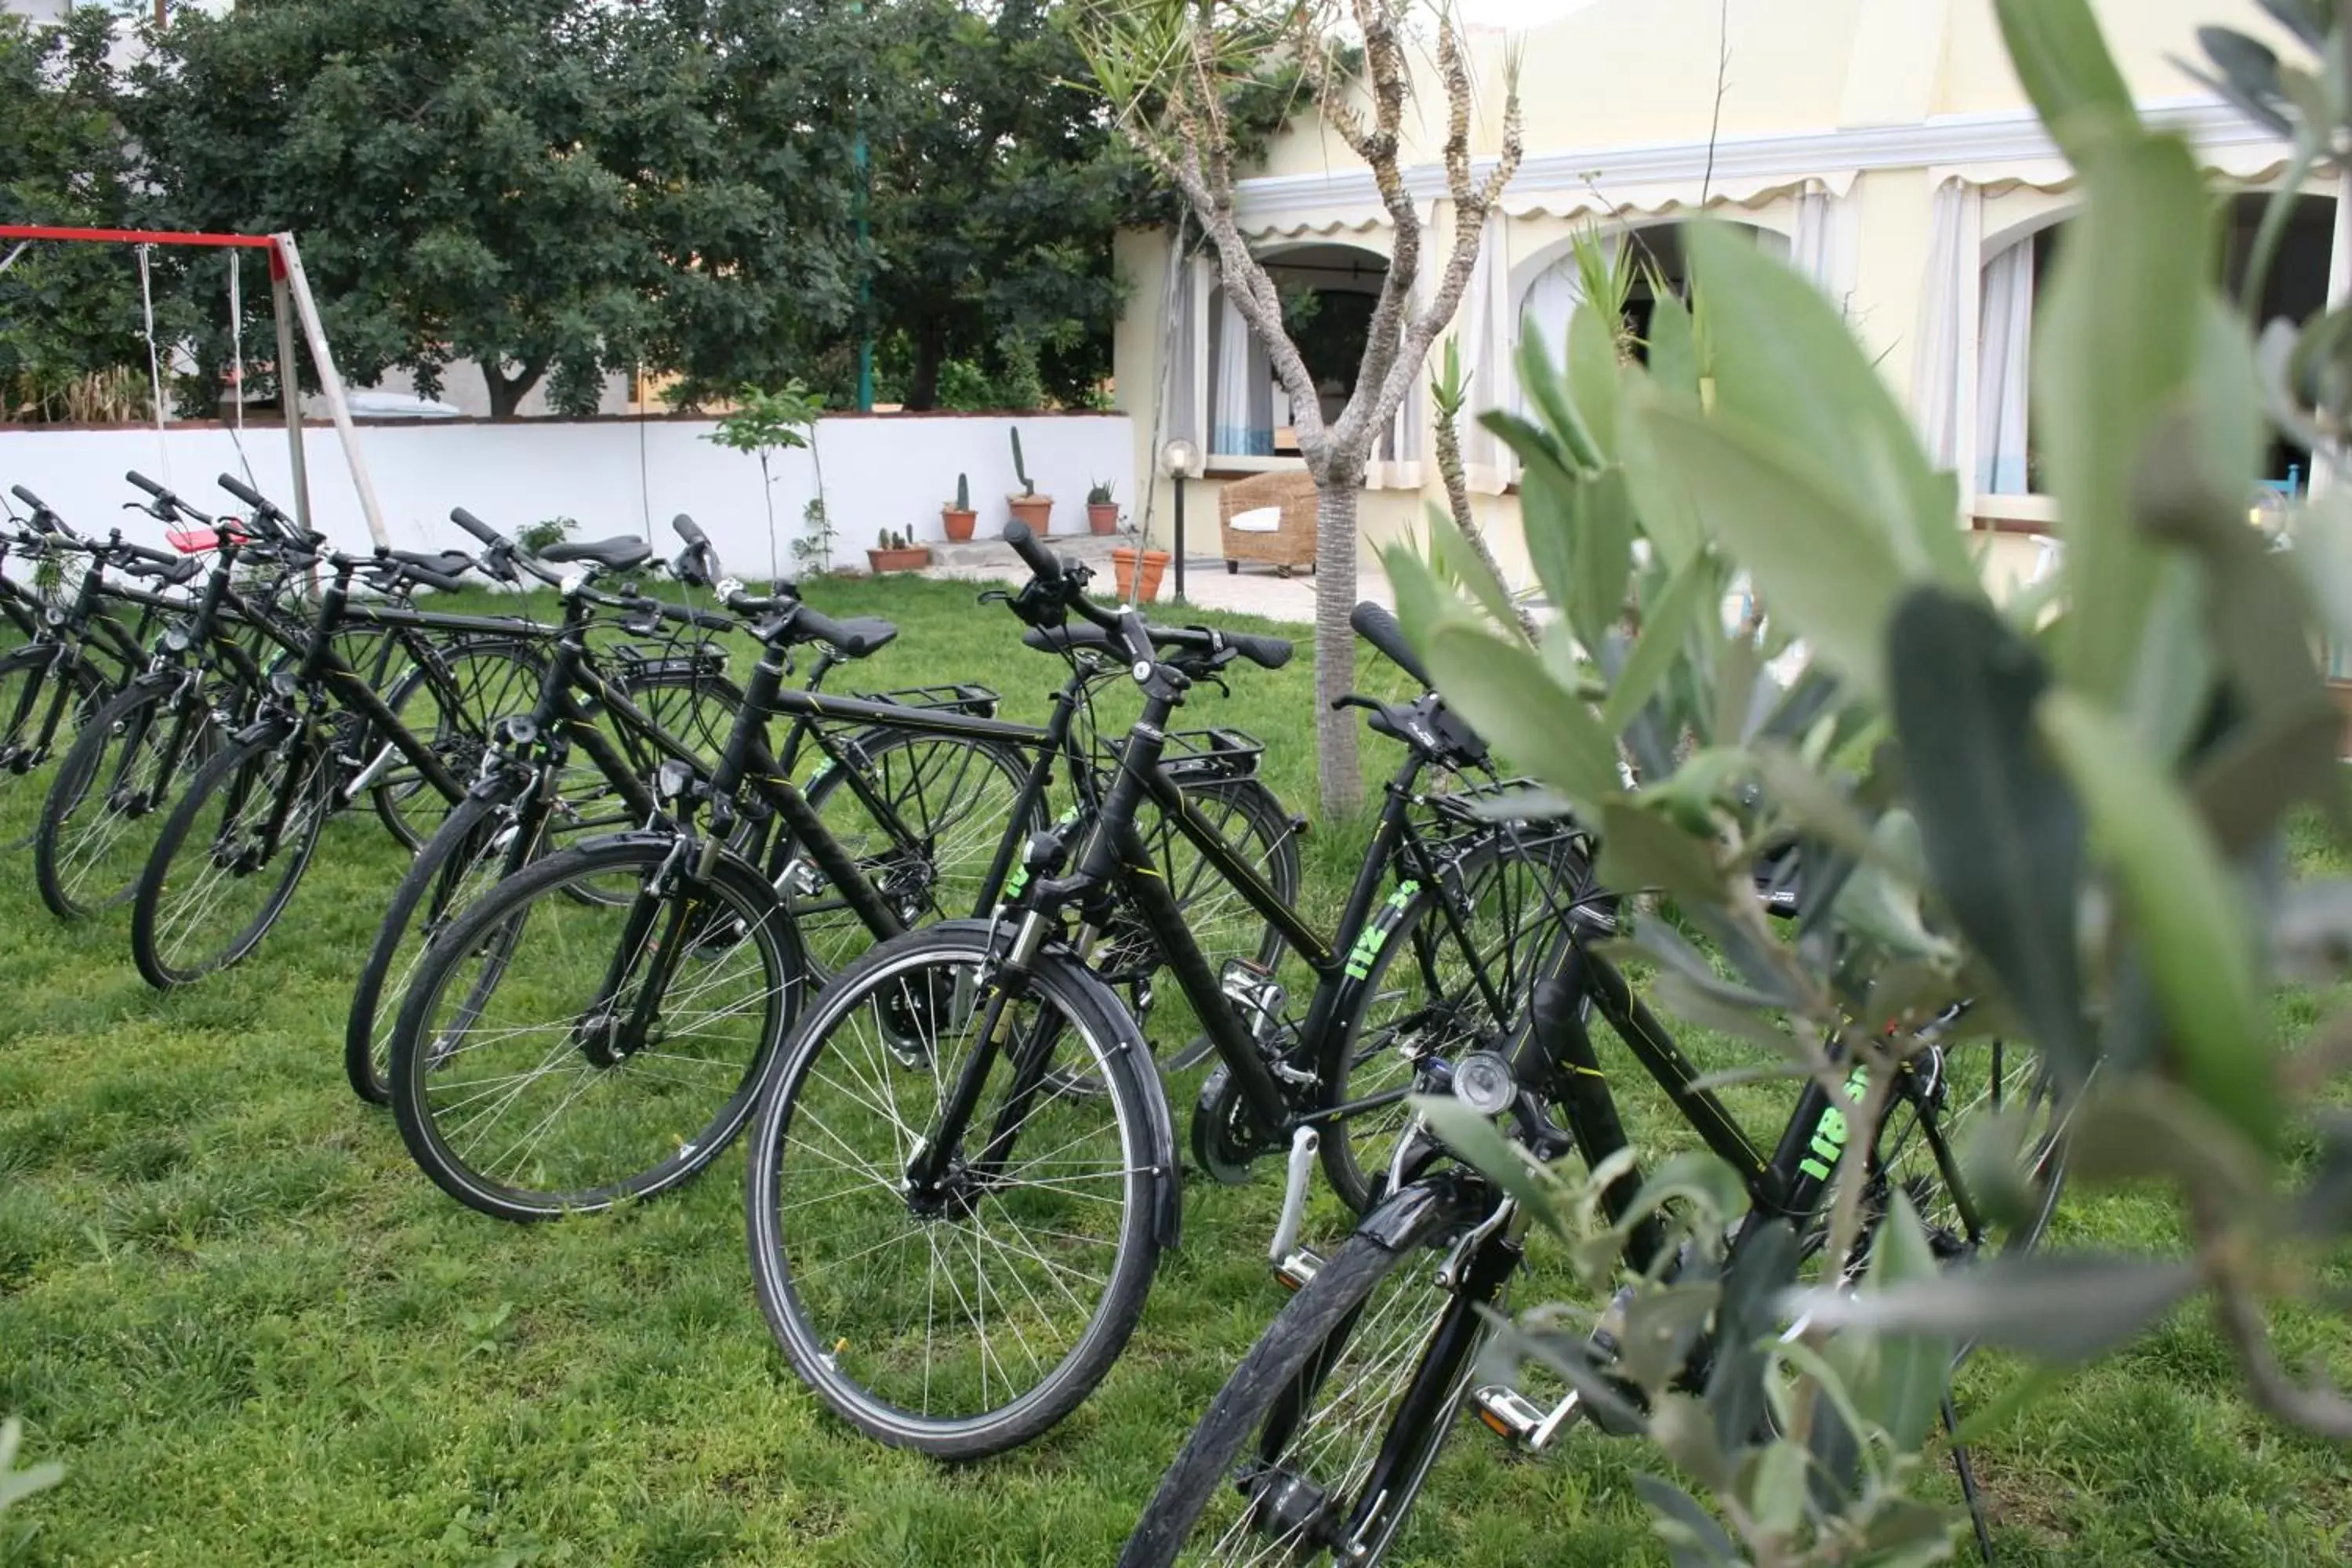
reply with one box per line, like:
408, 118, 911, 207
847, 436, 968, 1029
1267, 1126, 1320, 1272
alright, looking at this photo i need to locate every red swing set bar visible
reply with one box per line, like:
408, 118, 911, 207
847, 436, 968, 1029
0, 225, 390, 548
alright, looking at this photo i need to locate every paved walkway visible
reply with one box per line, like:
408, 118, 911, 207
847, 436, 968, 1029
920, 535, 1391, 626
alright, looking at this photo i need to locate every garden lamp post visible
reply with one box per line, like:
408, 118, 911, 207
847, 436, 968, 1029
1161, 437, 1201, 604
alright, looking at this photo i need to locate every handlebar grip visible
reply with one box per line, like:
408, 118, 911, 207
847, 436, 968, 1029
672, 514, 710, 549
1003, 521, 1062, 583
11, 485, 49, 512
659, 601, 738, 634
1226, 632, 1295, 672
1350, 601, 1432, 689
449, 506, 504, 548
126, 470, 167, 499
216, 473, 280, 517
121, 542, 183, 568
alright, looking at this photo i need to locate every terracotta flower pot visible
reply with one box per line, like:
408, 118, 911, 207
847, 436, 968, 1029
941, 506, 978, 543
1112, 546, 1171, 604
1087, 503, 1120, 535
1007, 495, 1054, 535
867, 545, 931, 574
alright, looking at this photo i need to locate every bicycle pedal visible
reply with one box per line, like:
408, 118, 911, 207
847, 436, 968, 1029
1272, 1247, 1324, 1291
1472, 1385, 1583, 1451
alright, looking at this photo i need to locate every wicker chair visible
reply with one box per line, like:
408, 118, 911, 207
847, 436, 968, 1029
1218, 469, 1319, 576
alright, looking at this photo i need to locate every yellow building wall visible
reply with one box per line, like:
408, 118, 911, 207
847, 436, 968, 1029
1112, 0, 2296, 605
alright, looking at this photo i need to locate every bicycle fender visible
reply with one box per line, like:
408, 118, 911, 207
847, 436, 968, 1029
1356, 1170, 1487, 1252
936, 918, 1184, 1256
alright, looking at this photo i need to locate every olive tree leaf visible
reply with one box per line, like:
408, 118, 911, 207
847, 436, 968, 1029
1710, 1218, 1801, 1454
1686, 220, 1975, 592
2038, 691, 2275, 1144
1569, 467, 1639, 664
1597, 803, 1723, 909
1992, 0, 2140, 165
1861, 1189, 1955, 1453
1412, 1095, 1573, 1237
1423, 503, 1523, 641
1785, 1254, 2198, 1363
1422, 622, 1621, 806
2067, 1076, 2268, 1210
1632, 1475, 1742, 1568
2038, 133, 2212, 708
1617, 376, 1707, 572
1887, 589, 2089, 1087
1641, 403, 1904, 702
0, 1418, 64, 1513
1605, 549, 1715, 735
1568, 301, 1622, 463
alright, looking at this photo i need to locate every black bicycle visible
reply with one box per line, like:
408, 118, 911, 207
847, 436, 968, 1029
1117, 911, 2069, 1565
125, 481, 548, 989
31, 474, 372, 921
341, 508, 985, 1105
737, 524, 1591, 1458
383, 547, 1305, 1223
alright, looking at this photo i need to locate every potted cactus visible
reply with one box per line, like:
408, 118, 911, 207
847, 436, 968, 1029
1086, 479, 1120, 535
867, 528, 931, 574
942, 473, 977, 542
1007, 428, 1053, 535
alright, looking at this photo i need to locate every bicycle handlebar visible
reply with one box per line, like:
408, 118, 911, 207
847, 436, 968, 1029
126, 470, 213, 527
1350, 601, 1432, 689
1003, 520, 1064, 584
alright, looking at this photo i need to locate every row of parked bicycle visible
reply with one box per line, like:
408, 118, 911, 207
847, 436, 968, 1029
0, 471, 2053, 1563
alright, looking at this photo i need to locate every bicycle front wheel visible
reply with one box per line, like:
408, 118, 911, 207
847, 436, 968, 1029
35, 682, 217, 921
390, 836, 804, 1220
130, 730, 332, 989
372, 637, 546, 851
745, 923, 1164, 1457
1121, 1184, 1508, 1567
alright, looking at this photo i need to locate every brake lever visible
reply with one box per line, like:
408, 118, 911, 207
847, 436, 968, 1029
978, 589, 1011, 606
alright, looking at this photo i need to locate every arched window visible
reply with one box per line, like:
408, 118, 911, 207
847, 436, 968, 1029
1205, 241, 1390, 459
1976, 192, 2333, 498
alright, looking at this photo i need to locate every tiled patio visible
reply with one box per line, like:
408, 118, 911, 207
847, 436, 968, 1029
918, 534, 1392, 626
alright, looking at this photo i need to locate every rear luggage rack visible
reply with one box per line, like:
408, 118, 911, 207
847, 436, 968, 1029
1106, 726, 1265, 781
858, 682, 1002, 720
613, 639, 731, 682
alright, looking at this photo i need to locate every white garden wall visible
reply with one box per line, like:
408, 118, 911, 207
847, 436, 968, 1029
0, 413, 1135, 581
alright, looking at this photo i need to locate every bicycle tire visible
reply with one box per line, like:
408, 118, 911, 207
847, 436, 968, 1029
744, 921, 1166, 1458
345, 780, 548, 1106
390, 834, 806, 1220
371, 637, 546, 851
34, 681, 219, 921
130, 729, 333, 989
0, 644, 109, 838
1134, 776, 1302, 1073
1120, 1185, 1503, 1567
786, 729, 1040, 977
1317, 837, 1588, 1211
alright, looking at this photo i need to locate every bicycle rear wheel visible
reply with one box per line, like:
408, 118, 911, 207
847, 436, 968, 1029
1120, 1182, 1508, 1567
390, 836, 804, 1219
130, 730, 332, 989
1318, 836, 1588, 1211
346, 782, 549, 1105
1114, 777, 1302, 1071
786, 730, 1038, 976
372, 638, 546, 851
0, 644, 107, 842
744, 923, 1164, 1457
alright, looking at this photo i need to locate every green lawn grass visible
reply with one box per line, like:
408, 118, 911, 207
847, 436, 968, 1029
2, 575, 2349, 1565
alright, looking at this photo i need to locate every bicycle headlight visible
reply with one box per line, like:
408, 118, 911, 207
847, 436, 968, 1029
1452, 1051, 1517, 1117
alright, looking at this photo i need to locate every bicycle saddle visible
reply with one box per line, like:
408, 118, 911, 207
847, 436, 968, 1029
120, 553, 205, 587
537, 536, 653, 572
800, 616, 897, 657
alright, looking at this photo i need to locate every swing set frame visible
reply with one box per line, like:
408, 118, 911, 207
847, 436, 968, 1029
0, 223, 391, 549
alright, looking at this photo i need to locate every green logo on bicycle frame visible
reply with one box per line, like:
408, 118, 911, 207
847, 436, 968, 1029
1005, 863, 1031, 902
1343, 880, 1421, 981
1796, 1062, 1873, 1182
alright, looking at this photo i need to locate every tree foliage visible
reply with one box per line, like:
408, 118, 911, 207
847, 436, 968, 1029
0, 9, 171, 423
1396, 0, 2352, 1555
